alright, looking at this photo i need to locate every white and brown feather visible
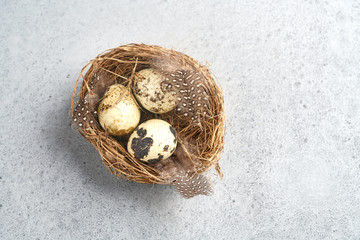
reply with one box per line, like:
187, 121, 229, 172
159, 69, 210, 122
72, 70, 115, 130
172, 171, 213, 199
72, 98, 98, 130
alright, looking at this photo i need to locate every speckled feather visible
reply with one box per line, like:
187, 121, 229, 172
159, 69, 210, 122
72, 71, 113, 130
72, 99, 97, 130
172, 172, 213, 199
90, 71, 117, 97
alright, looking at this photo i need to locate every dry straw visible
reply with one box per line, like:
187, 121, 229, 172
71, 44, 225, 185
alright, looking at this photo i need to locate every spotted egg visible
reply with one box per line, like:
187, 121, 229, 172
127, 119, 177, 163
133, 68, 177, 114
98, 84, 141, 136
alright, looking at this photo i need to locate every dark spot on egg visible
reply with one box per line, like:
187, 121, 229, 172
134, 82, 142, 96
148, 153, 164, 163
163, 145, 169, 151
136, 128, 147, 138
131, 137, 153, 160
149, 91, 164, 103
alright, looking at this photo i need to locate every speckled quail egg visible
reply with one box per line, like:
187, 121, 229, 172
98, 84, 141, 136
133, 68, 177, 114
127, 119, 177, 163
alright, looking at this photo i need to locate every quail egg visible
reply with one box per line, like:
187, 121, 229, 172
127, 119, 177, 163
98, 84, 141, 136
133, 68, 177, 114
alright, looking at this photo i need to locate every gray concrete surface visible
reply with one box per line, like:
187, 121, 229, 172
1, 0, 360, 239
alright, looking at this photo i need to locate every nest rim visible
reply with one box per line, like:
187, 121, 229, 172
71, 43, 225, 184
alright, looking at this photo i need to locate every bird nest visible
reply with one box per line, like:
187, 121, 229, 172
71, 44, 225, 198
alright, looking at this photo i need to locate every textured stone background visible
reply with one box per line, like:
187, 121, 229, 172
1, 0, 360, 239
